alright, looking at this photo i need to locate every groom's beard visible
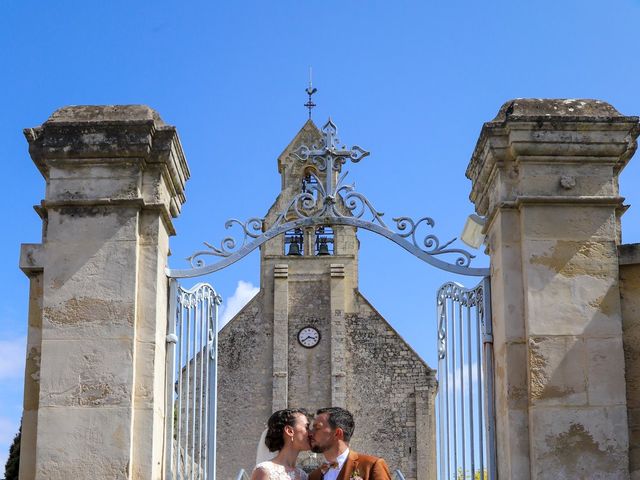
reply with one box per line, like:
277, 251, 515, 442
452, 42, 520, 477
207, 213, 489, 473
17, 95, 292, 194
310, 444, 329, 454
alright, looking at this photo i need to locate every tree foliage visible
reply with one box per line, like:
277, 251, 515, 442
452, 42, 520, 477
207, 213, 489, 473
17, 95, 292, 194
456, 468, 487, 480
4, 422, 21, 480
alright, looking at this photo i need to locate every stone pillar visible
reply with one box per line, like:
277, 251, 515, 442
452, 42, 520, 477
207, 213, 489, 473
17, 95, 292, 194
415, 385, 437, 480
273, 264, 289, 411
467, 99, 639, 479
20, 106, 189, 480
330, 263, 346, 407
18, 244, 44, 480
620, 244, 640, 480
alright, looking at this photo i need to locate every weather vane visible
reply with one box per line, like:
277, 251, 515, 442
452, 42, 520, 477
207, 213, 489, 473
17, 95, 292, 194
304, 66, 317, 119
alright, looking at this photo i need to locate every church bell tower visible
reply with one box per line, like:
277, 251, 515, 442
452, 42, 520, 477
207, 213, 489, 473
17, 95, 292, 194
216, 119, 437, 480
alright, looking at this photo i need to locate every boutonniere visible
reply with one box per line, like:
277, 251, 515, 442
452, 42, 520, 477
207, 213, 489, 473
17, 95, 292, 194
350, 467, 363, 480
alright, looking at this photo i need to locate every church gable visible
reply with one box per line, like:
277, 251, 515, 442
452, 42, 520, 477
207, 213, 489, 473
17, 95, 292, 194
264, 119, 323, 225
344, 290, 436, 478
276, 118, 322, 175
217, 291, 273, 475
350, 291, 433, 372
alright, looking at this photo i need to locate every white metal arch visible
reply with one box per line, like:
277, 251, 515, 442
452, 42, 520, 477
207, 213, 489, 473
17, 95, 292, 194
166, 119, 488, 279
167, 214, 489, 278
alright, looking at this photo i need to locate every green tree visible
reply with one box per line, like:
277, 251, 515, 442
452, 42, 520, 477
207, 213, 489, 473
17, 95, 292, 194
4, 422, 21, 480
456, 468, 487, 480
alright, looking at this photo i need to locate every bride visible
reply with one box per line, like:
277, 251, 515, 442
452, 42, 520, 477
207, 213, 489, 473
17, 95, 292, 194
252, 408, 311, 480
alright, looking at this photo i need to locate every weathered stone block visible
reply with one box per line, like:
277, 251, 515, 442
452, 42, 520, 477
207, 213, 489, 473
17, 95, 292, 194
529, 336, 586, 406
45, 206, 139, 243
587, 337, 627, 406
131, 405, 163, 480
42, 295, 136, 337
38, 338, 134, 408
529, 405, 629, 480
515, 163, 616, 198
488, 210, 526, 342
132, 340, 162, 405
48, 163, 141, 180
523, 239, 622, 336
47, 172, 141, 202
494, 408, 530, 480
503, 341, 528, 409
35, 407, 132, 480
41, 236, 138, 340
522, 206, 617, 241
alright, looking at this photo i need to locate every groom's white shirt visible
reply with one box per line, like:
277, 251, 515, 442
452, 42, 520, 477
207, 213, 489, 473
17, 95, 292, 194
324, 448, 350, 480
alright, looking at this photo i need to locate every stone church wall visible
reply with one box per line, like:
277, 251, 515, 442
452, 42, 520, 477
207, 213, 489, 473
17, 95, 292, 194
287, 278, 333, 411
215, 282, 436, 480
620, 243, 640, 479
346, 292, 436, 480
217, 291, 272, 479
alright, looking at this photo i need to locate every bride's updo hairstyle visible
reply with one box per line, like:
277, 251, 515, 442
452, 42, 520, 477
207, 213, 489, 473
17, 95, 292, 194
265, 408, 309, 452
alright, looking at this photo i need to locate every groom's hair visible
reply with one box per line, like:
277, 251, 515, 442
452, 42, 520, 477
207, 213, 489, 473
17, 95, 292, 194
317, 407, 355, 442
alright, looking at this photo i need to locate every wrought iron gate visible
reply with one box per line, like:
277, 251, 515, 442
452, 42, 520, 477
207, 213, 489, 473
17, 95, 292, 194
165, 281, 221, 480
436, 278, 496, 480
163, 118, 495, 480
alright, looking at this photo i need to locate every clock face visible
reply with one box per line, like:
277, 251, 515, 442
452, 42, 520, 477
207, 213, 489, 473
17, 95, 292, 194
297, 326, 320, 348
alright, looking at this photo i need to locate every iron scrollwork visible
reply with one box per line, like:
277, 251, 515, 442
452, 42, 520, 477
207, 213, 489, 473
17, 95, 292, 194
171, 119, 488, 279
187, 218, 263, 267
436, 281, 484, 360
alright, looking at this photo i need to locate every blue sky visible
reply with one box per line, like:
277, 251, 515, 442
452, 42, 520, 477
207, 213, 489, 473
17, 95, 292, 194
2, 0, 640, 470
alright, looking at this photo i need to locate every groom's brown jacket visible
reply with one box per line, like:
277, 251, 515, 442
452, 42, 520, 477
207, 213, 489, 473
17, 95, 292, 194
309, 450, 392, 480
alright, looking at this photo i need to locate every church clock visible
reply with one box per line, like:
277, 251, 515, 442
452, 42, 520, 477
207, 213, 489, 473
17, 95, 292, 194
297, 326, 320, 348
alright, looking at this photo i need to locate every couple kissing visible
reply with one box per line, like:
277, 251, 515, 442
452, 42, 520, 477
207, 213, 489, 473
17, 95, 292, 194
252, 407, 391, 480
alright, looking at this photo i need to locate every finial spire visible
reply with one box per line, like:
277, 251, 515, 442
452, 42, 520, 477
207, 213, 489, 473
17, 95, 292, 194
304, 67, 317, 119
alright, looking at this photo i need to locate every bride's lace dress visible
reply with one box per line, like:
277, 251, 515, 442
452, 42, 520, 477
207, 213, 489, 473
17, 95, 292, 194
254, 461, 308, 480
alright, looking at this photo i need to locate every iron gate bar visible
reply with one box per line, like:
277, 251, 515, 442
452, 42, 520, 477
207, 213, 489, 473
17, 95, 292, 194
482, 277, 496, 480
165, 281, 220, 480
164, 279, 178, 478
437, 278, 496, 480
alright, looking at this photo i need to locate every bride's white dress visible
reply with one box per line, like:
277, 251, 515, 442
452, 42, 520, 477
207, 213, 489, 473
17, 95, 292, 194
254, 461, 308, 480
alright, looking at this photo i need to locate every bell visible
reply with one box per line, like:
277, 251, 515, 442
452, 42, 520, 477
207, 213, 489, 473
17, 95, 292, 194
317, 240, 331, 256
287, 241, 302, 256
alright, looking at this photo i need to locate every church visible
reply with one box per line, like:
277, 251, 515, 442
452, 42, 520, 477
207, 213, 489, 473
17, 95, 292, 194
216, 119, 437, 480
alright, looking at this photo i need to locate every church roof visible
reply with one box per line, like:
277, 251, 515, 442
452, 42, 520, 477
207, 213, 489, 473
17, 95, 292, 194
277, 118, 322, 174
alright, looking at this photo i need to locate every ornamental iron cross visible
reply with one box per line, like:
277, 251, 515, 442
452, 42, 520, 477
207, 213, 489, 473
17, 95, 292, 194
293, 119, 370, 204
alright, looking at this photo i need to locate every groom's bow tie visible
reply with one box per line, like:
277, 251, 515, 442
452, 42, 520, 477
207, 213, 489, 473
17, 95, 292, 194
320, 461, 339, 474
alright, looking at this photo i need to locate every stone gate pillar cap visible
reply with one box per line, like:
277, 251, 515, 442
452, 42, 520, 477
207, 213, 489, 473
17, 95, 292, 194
23, 105, 190, 232
45, 105, 166, 125
492, 98, 627, 122
23, 104, 183, 168
467, 98, 640, 217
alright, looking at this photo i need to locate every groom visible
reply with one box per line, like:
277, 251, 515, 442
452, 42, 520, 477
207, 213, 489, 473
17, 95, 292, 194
308, 407, 391, 480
